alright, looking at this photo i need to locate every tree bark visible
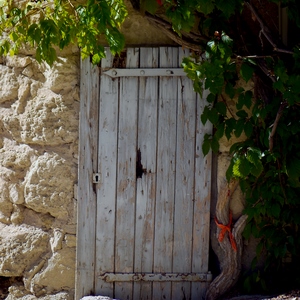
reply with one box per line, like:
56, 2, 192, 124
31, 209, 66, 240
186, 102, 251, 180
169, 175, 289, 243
206, 179, 248, 300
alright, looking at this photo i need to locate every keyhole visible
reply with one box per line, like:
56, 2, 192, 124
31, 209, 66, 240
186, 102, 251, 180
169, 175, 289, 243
93, 173, 100, 183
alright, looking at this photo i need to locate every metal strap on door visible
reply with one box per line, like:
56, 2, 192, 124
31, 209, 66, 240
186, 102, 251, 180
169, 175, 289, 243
103, 68, 186, 78
100, 272, 213, 283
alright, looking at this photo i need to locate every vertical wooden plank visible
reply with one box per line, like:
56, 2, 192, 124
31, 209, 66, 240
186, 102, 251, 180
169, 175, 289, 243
153, 47, 178, 300
191, 88, 212, 300
172, 48, 197, 300
76, 58, 99, 300
94, 49, 118, 297
133, 47, 159, 300
114, 48, 139, 300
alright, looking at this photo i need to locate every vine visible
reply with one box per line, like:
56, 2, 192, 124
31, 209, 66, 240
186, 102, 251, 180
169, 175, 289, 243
174, 0, 300, 293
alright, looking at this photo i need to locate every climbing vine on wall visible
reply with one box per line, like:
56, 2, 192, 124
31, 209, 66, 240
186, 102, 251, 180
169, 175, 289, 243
167, 0, 300, 292
1, 0, 300, 294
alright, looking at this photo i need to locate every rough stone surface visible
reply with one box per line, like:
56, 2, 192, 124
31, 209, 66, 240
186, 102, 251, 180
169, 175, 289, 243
27, 247, 76, 296
0, 224, 49, 277
24, 153, 75, 219
6, 284, 71, 300
0, 46, 79, 299
0, 65, 19, 103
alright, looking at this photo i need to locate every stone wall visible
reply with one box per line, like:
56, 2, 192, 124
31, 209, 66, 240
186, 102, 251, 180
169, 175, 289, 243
0, 45, 80, 299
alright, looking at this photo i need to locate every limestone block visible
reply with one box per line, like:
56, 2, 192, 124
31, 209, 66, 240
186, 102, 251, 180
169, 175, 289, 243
17, 76, 31, 107
24, 153, 74, 219
0, 224, 49, 276
63, 234, 76, 248
9, 184, 25, 205
28, 247, 75, 296
44, 56, 79, 94
2, 89, 78, 146
6, 283, 71, 300
22, 208, 55, 231
5, 56, 32, 68
0, 65, 19, 103
0, 180, 13, 224
50, 229, 64, 252
0, 166, 16, 182
21, 60, 46, 82
29, 81, 43, 98
21, 90, 77, 145
10, 204, 25, 225
0, 138, 36, 171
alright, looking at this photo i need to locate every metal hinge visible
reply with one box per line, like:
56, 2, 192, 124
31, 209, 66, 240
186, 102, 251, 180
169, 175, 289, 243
103, 68, 186, 78
99, 272, 212, 283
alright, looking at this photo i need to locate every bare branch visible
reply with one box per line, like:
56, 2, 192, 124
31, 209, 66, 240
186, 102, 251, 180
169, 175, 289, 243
245, 1, 294, 55
269, 101, 287, 152
220, 94, 237, 120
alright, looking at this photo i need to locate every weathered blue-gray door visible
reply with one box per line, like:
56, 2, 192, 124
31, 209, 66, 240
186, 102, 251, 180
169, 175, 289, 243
76, 47, 212, 300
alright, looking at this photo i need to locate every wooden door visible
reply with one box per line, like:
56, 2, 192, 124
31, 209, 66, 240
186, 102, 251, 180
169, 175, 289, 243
76, 47, 212, 300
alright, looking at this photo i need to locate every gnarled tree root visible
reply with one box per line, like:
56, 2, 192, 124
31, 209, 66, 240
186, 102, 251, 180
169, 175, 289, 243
206, 180, 248, 300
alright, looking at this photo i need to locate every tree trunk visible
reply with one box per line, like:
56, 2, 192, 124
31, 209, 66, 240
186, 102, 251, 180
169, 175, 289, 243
206, 180, 248, 300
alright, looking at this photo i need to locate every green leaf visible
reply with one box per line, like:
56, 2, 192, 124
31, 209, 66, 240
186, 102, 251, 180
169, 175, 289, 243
250, 163, 263, 177
273, 79, 285, 93
236, 110, 248, 118
243, 223, 252, 240
234, 118, 244, 138
215, 122, 225, 140
226, 159, 234, 181
201, 106, 210, 125
211, 136, 220, 153
198, 0, 215, 15
247, 148, 262, 166
215, 101, 227, 116
207, 107, 219, 125
215, 0, 237, 18
271, 203, 281, 218
207, 40, 217, 53
240, 63, 254, 83
244, 121, 253, 137
256, 242, 264, 257
236, 91, 253, 110
225, 118, 236, 140
207, 93, 216, 103
236, 93, 244, 110
287, 158, 300, 179
233, 157, 242, 177
92, 53, 101, 65
140, 0, 159, 14
225, 82, 235, 98
202, 136, 211, 156
274, 59, 289, 83
221, 33, 233, 44
244, 90, 253, 109
239, 157, 251, 177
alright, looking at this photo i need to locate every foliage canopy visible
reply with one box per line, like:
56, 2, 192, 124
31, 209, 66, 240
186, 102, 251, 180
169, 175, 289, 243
1, 0, 300, 294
